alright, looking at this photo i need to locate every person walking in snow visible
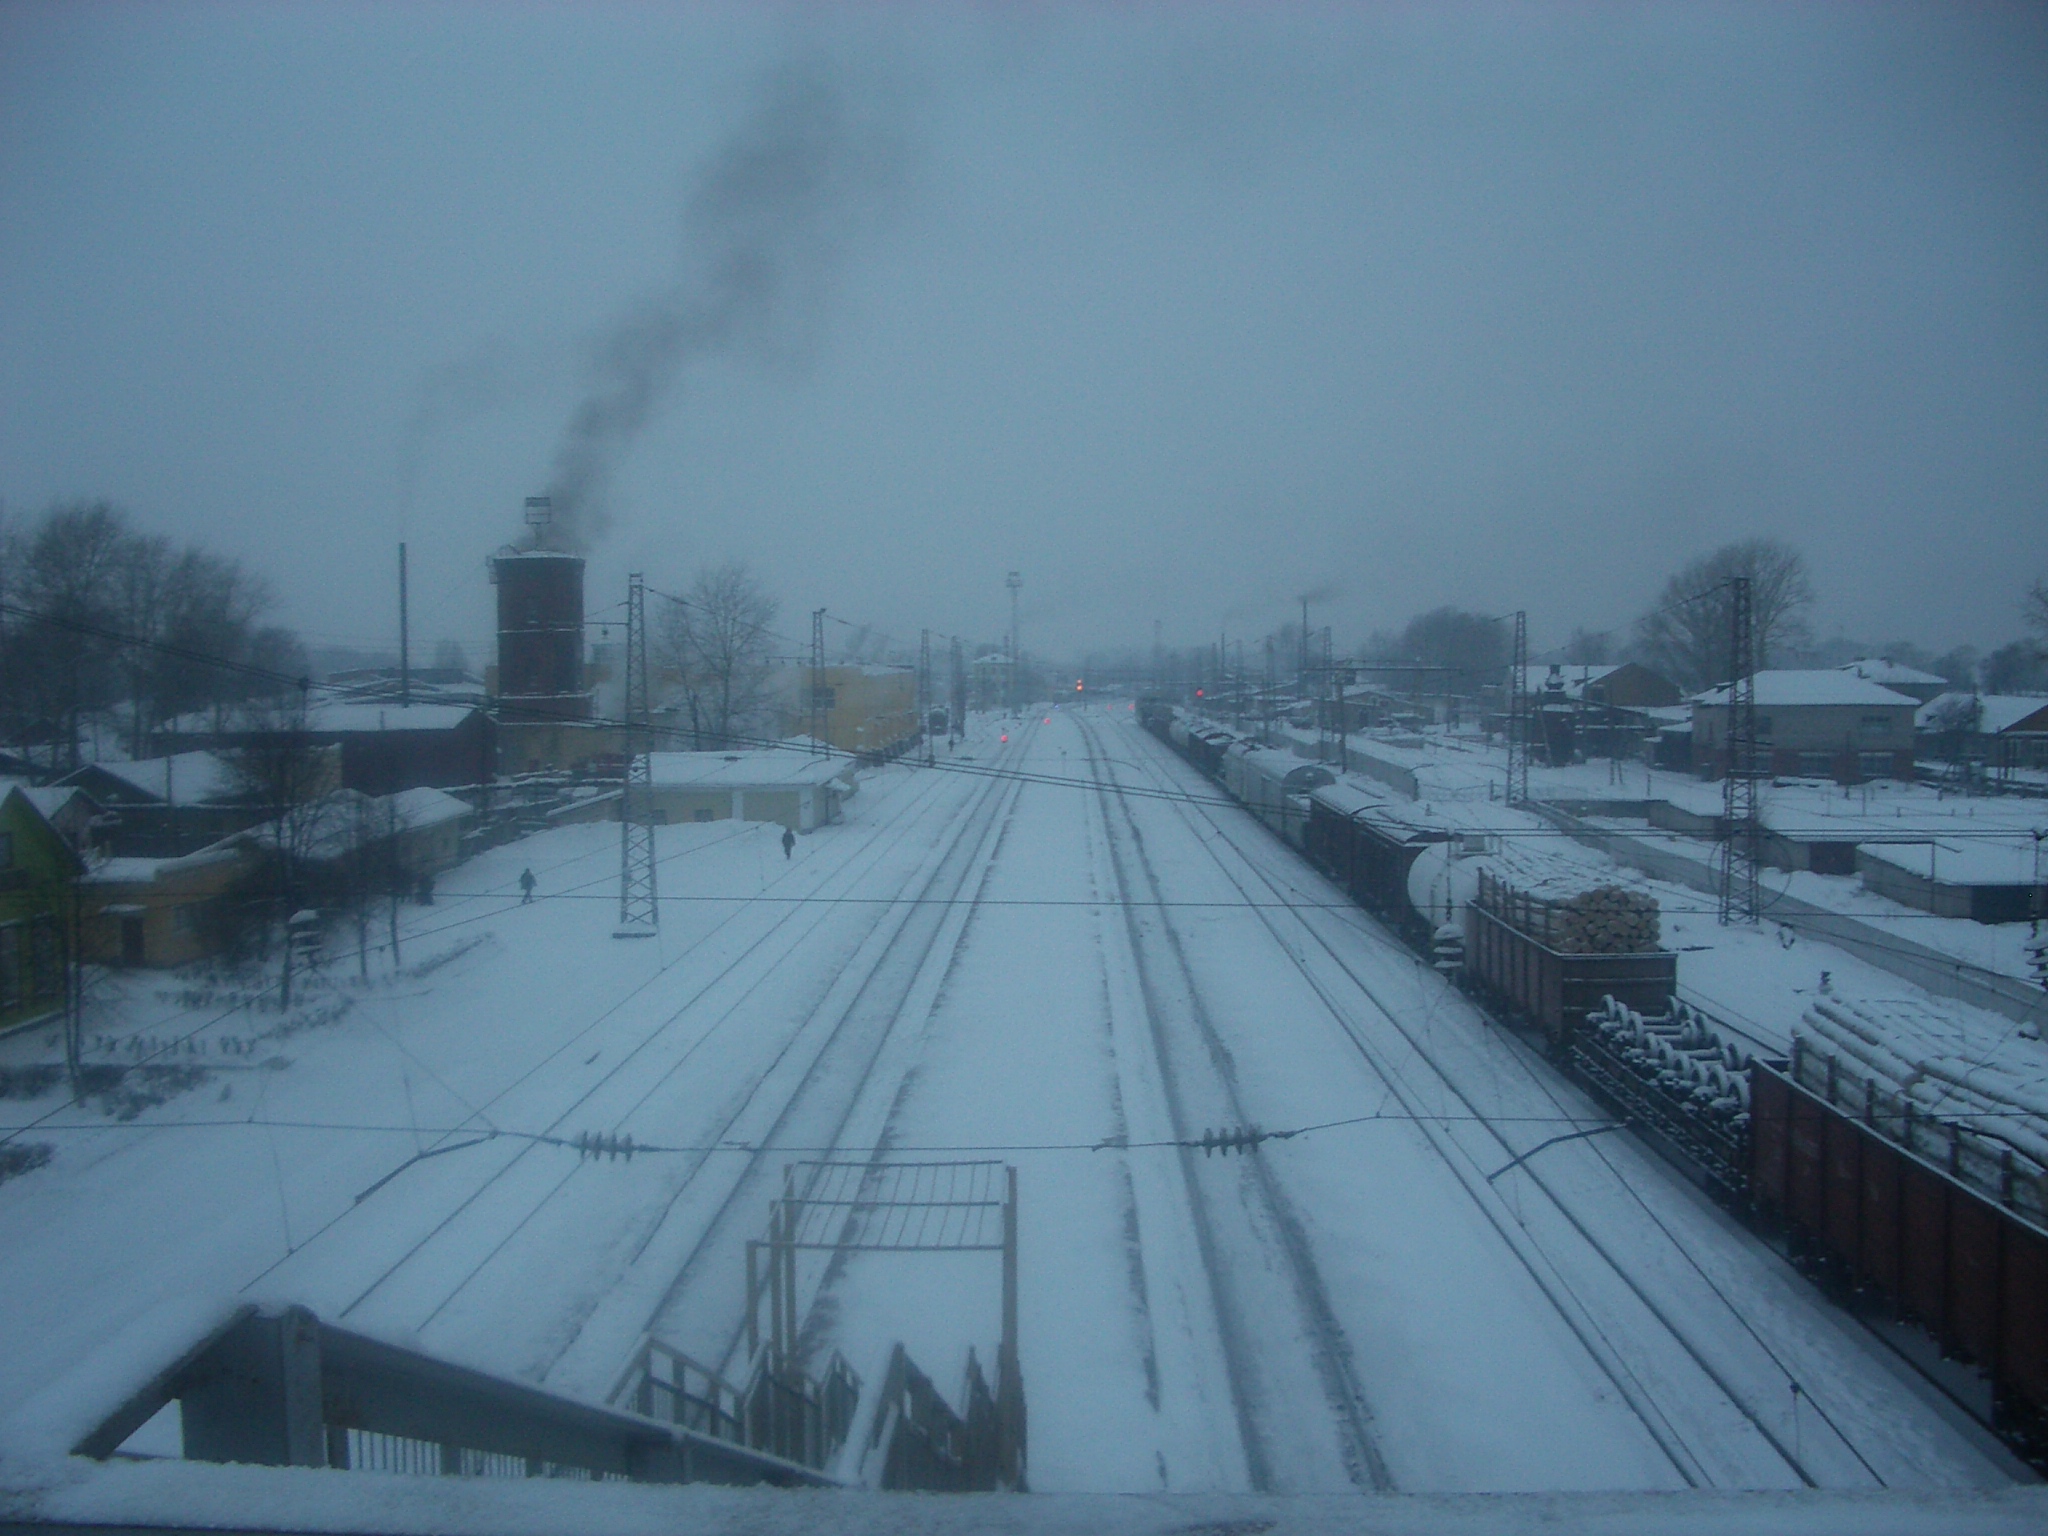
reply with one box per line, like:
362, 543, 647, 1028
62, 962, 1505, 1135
781, 826, 796, 859
519, 867, 536, 903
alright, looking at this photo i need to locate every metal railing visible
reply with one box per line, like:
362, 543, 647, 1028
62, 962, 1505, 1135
75, 1304, 835, 1489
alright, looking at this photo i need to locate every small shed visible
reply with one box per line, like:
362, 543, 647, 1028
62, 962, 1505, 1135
645, 751, 855, 833
1856, 839, 2048, 924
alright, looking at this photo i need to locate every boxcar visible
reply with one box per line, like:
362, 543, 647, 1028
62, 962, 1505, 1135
1223, 745, 1333, 848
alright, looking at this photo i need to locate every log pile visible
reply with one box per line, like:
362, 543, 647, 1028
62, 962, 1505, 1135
1478, 869, 1662, 954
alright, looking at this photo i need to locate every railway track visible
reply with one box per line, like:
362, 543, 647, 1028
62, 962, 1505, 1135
626, 728, 1037, 1383
235, 745, 997, 1339
1097, 717, 1901, 1488
1076, 721, 1391, 1493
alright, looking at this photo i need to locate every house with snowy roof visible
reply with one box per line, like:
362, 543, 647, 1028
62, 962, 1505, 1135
1916, 692, 2048, 776
56, 750, 274, 857
1691, 670, 1918, 783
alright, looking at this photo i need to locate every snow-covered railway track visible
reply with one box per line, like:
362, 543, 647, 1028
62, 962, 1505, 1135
246, 752, 985, 1336
1098, 719, 1979, 1489
615, 730, 1040, 1384
1076, 723, 1391, 1493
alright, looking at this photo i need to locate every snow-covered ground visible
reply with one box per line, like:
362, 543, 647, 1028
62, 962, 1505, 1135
0, 710, 2028, 1502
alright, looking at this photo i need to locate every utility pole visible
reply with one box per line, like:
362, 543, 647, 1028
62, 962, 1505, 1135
918, 628, 933, 765
1505, 610, 1530, 807
1719, 575, 1761, 924
398, 543, 410, 708
809, 609, 826, 754
616, 572, 657, 937
1005, 571, 1022, 713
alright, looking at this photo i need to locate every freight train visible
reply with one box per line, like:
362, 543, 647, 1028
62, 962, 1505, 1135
1138, 697, 2048, 1459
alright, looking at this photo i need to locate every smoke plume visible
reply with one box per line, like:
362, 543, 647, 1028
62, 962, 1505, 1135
543, 54, 902, 550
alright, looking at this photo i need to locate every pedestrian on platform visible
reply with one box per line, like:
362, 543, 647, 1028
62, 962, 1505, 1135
519, 868, 536, 903
781, 826, 796, 859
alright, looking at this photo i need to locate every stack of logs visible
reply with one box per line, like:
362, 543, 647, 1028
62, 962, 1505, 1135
1479, 870, 1661, 954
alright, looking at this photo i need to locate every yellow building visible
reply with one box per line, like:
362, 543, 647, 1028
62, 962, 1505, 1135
785, 666, 919, 760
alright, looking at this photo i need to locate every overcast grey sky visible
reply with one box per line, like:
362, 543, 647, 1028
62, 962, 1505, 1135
2, 2, 2043, 666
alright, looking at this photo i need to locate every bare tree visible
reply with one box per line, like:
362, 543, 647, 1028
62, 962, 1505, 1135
657, 561, 781, 749
1632, 538, 1815, 692
1397, 607, 1505, 694
1563, 628, 1614, 665
2026, 577, 2048, 646
228, 690, 335, 1008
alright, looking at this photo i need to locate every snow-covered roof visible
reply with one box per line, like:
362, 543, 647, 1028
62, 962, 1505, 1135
385, 786, 473, 829
81, 846, 246, 886
649, 750, 853, 790
1857, 838, 2047, 889
1692, 671, 1918, 709
305, 700, 479, 733
1841, 658, 1949, 687
61, 751, 242, 806
1918, 692, 2048, 735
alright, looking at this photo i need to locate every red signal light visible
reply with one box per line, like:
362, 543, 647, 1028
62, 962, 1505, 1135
1195, 688, 1205, 698
1000, 733, 1009, 743
1075, 680, 1084, 692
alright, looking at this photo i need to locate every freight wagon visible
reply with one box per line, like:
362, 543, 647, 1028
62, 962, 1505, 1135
1751, 1042, 2048, 1454
1305, 782, 1454, 938
1463, 885, 1677, 1047
1220, 744, 1332, 849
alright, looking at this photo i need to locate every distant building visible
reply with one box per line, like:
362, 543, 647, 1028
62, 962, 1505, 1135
169, 702, 494, 796
1916, 692, 2048, 776
57, 751, 272, 857
0, 786, 83, 1032
779, 666, 919, 761
1512, 663, 1680, 709
1839, 658, 1949, 706
1692, 670, 1918, 783
644, 751, 856, 833
77, 845, 260, 969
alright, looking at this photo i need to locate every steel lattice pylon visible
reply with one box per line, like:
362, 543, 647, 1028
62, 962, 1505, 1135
1719, 574, 1762, 924
809, 608, 827, 755
616, 572, 658, 937
1505, 610, 1530, 808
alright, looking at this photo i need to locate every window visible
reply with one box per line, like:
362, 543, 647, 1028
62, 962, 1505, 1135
693, 808, 714, 823
1859, 752, 1894, 779
1755, 716, 1773, 738
1798, 753, 1831, 777
1859, 714, 1890, 734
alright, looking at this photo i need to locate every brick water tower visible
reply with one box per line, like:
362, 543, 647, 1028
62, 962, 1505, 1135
490, 497, 591, 722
